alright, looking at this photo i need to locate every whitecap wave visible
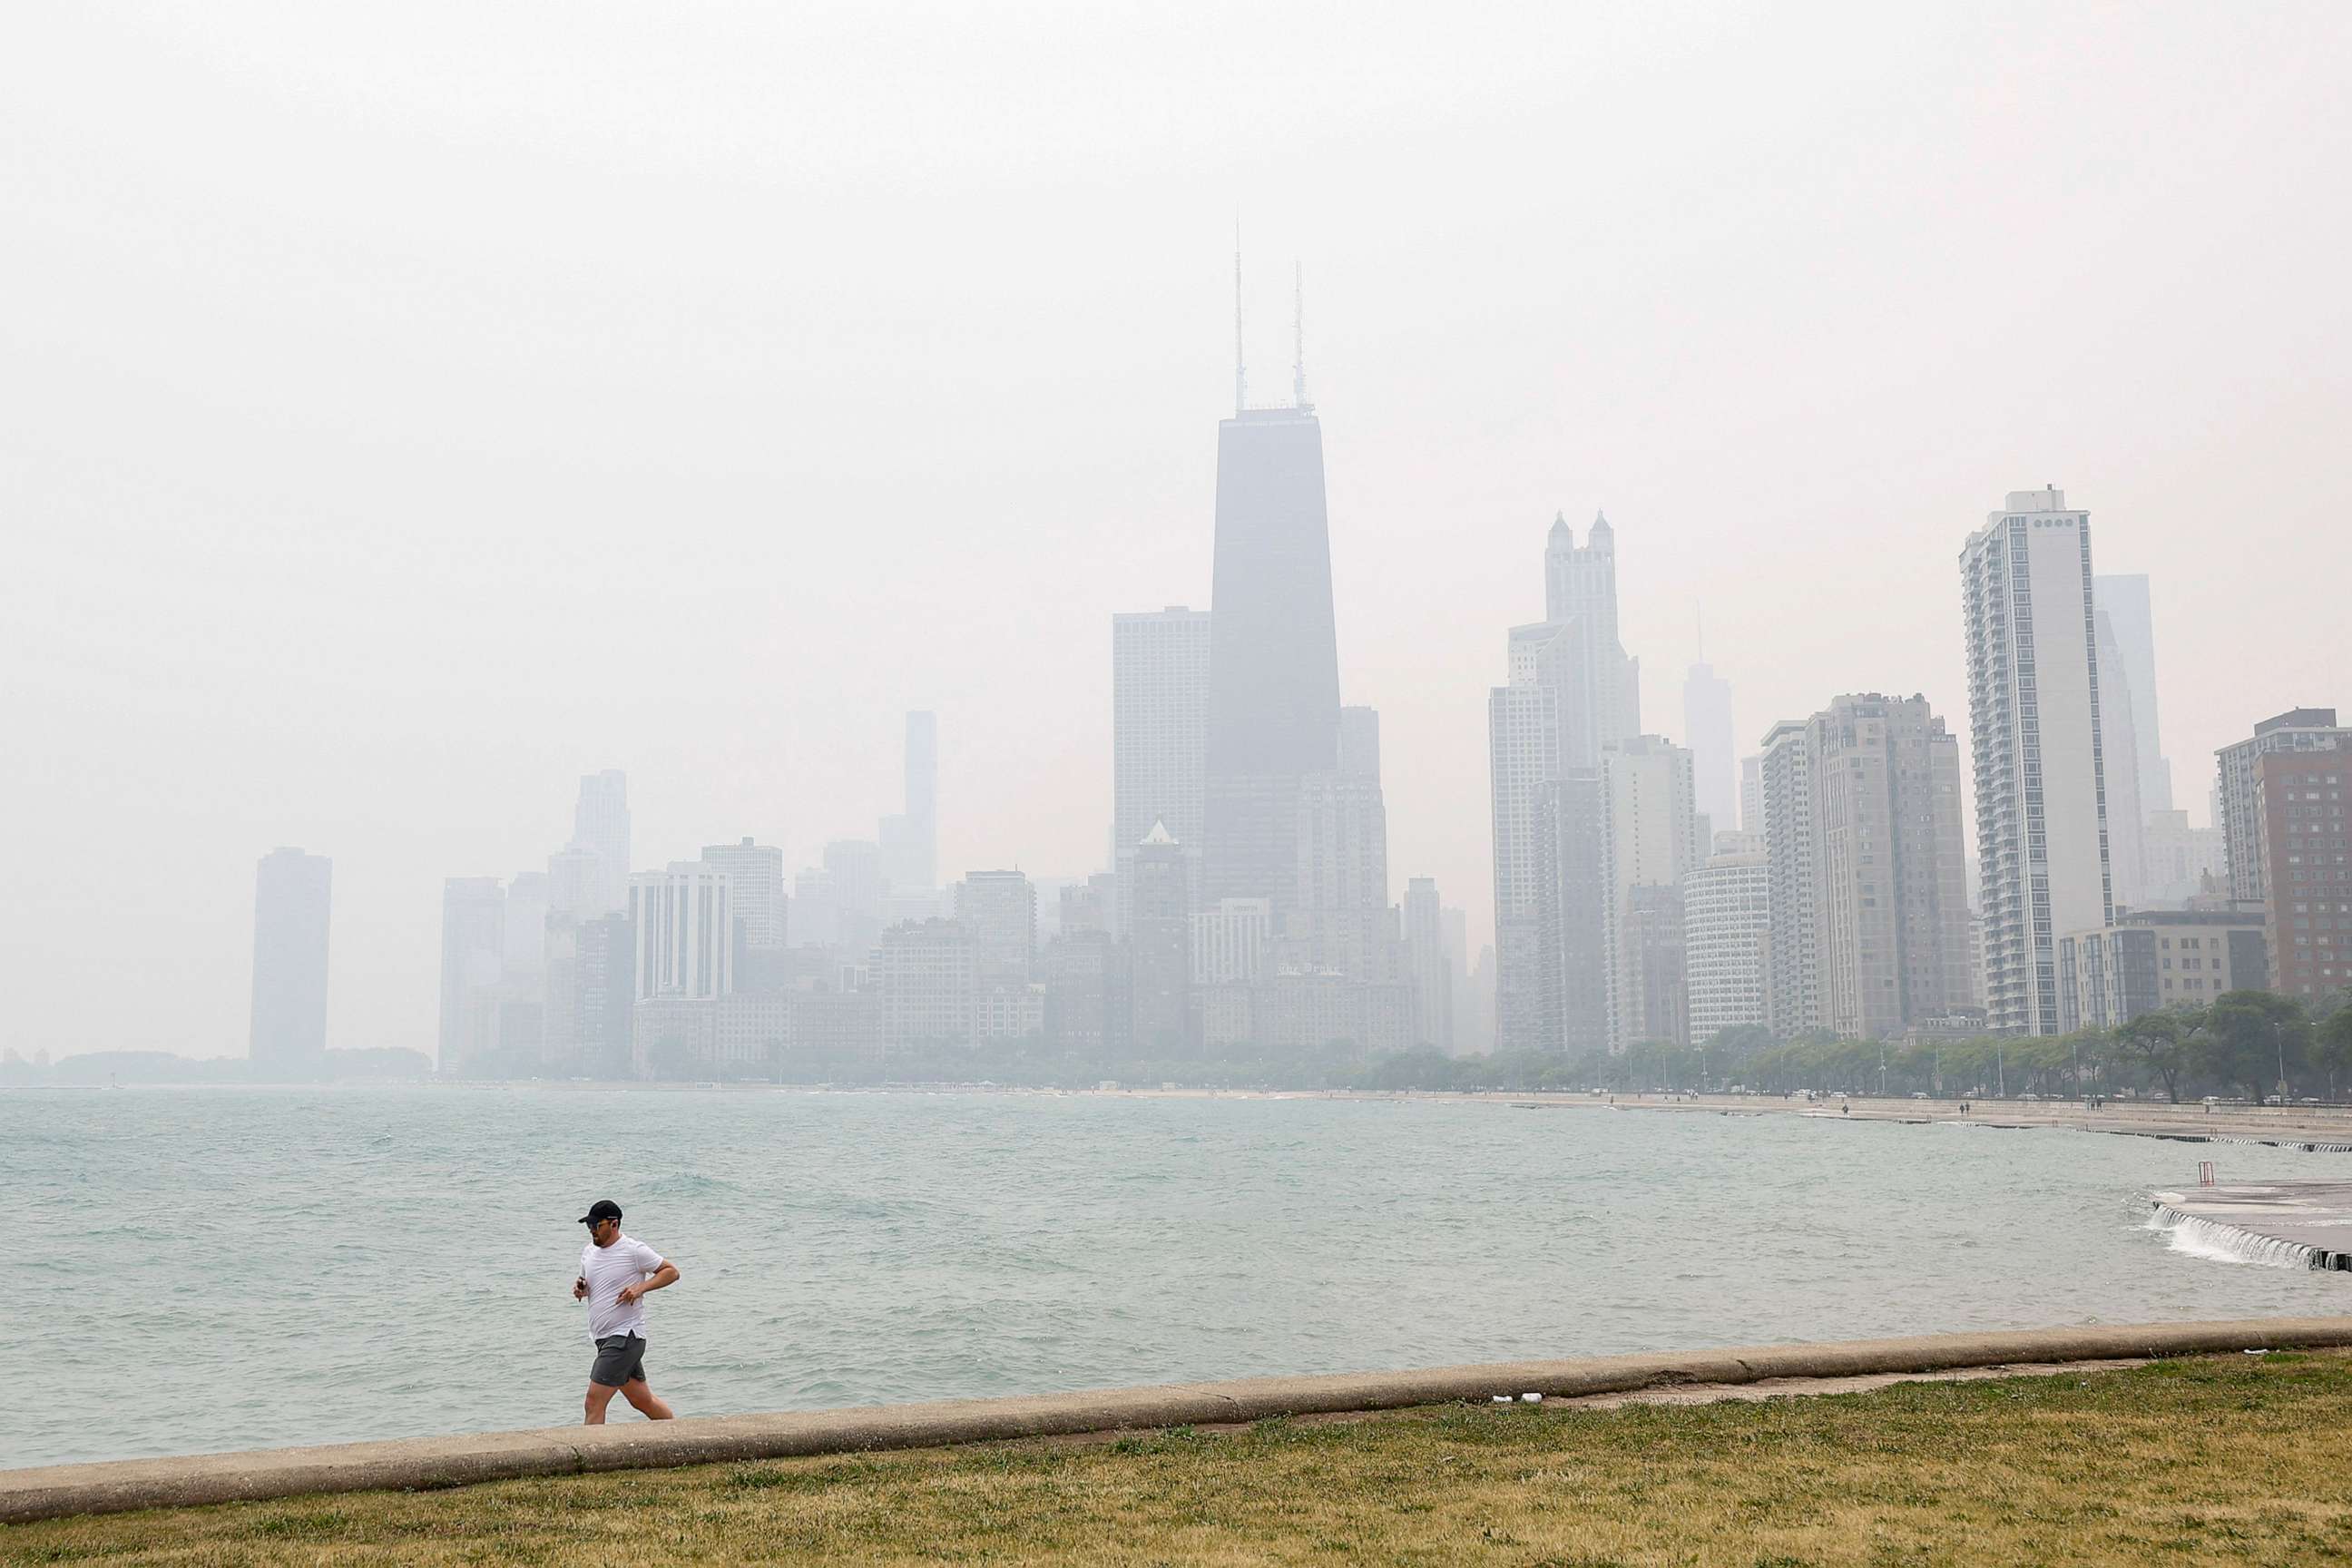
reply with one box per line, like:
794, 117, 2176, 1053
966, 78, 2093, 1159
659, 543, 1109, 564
2146, 1204, 2315, 1269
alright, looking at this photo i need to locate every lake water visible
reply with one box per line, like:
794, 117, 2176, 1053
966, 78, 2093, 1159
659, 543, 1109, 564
8, 1086, 2347, 1469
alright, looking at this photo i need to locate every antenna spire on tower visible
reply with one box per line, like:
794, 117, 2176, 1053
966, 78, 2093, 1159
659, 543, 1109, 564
1233, 220, 1247, 416
1292, 260, 1308, 409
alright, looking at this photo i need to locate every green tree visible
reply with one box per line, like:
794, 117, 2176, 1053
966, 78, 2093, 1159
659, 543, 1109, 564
2316, 1004, 2352, 1102
2113, 1012, 2188, 1102
2202, 991, 2312, 1100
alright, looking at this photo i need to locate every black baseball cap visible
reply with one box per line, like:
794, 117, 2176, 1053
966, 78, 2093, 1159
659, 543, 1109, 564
578, 1199, 622, 1226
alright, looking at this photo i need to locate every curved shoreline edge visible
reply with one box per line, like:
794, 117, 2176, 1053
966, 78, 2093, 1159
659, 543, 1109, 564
9, 1317, 2352, 1524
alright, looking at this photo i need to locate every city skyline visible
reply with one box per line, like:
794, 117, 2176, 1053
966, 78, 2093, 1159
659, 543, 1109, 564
8, 7, 2349, 1058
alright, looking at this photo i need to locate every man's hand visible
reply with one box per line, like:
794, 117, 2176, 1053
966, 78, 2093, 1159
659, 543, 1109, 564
573, 1276, 588, 1301
617, 1280, 644, 1306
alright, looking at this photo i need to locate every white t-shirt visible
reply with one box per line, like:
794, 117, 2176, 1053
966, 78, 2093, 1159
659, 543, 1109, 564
579, 1233, 665, 1342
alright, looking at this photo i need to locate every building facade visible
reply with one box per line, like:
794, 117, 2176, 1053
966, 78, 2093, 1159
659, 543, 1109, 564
1112, 607, 1211, 928
1682, 841, 1769, 1045
1758, 720, 1819, 1038
1960, 487, 2115, 1034
1808, 694, 1974, 1040
1600, 736, 1697, 1052
1201, 405, 1341, 926
1402, 877, 1454, 1051
2058, 906, 2268, 1031
2217, 710, 2347, 906
2256, 749, 2352, 998
955, 869, 1037, 983
630, 863, 735, 1003
876, 918, 975, 1050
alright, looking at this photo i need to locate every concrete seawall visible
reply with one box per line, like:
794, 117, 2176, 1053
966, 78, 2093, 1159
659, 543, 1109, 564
9, 1317, 2352, 1524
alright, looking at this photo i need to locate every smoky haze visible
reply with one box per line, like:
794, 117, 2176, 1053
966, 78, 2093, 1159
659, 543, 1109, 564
3, 3, 2347, 1058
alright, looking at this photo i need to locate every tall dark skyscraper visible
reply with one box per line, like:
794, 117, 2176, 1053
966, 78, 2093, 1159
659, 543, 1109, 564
1200, 401, 1341, 923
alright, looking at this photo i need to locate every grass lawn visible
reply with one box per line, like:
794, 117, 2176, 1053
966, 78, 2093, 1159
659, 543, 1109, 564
10, 1353, 2352, 1565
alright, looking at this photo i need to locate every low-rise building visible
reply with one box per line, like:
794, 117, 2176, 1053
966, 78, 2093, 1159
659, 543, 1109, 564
2057, 906, 2269, 1030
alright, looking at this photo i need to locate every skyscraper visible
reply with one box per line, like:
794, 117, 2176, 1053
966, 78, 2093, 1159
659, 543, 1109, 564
249, 848, 331, 1075
955, 869, 1037, 982
1961, 487, 2114, 1035
2216, 709, 2348, 905
1683, 660, 1737, 839
1600, 736, 1698, 1052
629, 863, 735, 1002
1682, 838, 1768, 1045
702, 838, 788, 956
1200, 402, 1341, 927
2255, 748, 2352, 999
1491, 513, 1637, 1055
1402, 877, 1454, 1051
1292, 706, 1394, 980
570, 770, 631, 915
1544, 511, 1642, 764
879, 711, 938, 894
1758, 720, 1819, 1038
2092, 608, 2147, 910
1112, 606, 1211, 928
1130, 822, 1191, 1053
1807, 694, 1973, 1038
437, 877, 506, 1075
2092, 574, 2174, 815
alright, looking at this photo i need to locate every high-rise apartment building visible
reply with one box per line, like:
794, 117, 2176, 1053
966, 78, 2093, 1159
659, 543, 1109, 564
2142, 809, 2225, 904
570, 770, 631, 915
1600, 736, 1697, 1052
955, 869, 1037, 982
876, 918, 974, 1051
250, 848, 331, 1074
1201, 401, 1341, 926
1682, 838, 1769, 1045
702, 838, 787, 958
1807, 694, 1973, 1039
1191, 897, 1272, 984
1490, 678, 1563, 1054
1130, 823, 1191, 1053
2256, 749, 2352, 999
1960, 487, 2115, 1035
1491, 513, 1639, 1055
1401, 877, 1453, 1051
629, 863, 735, 1002
437, 877, 506, 1075
1112, 607, 1211, 929
1758, 721, 1818, 1037
1740, 755, 1763, 837
1293, 712, 1393, 981
2217, 710, 2348, 906
1683, 661, 1737, 839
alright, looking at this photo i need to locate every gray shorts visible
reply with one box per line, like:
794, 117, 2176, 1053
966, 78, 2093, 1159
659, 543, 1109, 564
589, 1333, 648, 1387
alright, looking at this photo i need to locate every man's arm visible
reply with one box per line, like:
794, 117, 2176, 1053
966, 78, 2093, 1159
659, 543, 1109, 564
616, 1259, 680, 1306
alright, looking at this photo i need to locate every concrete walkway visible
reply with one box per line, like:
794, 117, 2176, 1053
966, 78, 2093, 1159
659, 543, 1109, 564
8, 1317, 2352, 1524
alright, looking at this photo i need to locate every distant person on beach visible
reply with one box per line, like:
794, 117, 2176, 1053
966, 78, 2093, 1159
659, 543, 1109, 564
572, 1199, 681, 1425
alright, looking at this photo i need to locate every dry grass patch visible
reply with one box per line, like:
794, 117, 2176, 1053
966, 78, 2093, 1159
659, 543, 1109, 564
11, 1353, 2352, 1565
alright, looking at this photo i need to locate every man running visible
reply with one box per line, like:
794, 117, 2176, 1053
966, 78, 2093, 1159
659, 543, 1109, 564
572, 1199, 681, 1424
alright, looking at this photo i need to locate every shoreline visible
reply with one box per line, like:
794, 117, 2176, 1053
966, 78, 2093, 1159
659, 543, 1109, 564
9, 1318, 2352, 1524
18, 1079, 2352, 1151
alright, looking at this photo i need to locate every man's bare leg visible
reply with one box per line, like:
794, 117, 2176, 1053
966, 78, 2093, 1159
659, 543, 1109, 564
621, 1378, 675, 1420
584, 1381, 622, 1425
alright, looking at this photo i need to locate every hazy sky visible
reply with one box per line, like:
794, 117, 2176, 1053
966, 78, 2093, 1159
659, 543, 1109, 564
6, 4, 2348, 1057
